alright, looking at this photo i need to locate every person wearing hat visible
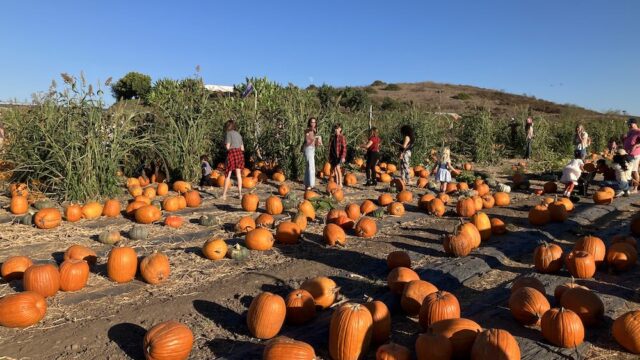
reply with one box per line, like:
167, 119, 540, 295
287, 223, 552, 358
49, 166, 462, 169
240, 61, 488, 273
623, 118, 640, 193
612, 148, 633, 197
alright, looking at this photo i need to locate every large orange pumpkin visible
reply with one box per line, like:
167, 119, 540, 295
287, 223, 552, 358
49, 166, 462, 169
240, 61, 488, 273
183, 190, 201, 207
202, 238, 227, 260
82, 201, 103, 220
1, 256, 33, 281
573, 235, 606, 266
34, 208, 62, 229
275, 222, 302, 244
387, 267, 419, 295
245, 228, 275, 251
471, 328, 521, 360
10, 195, 28, 215
143, 320, 194, 360
508, 287, 550, 326
428, 198, 446, 217
364, 300, 391, 344
156, 182, 169, 196
135, 205, 162, 224
140, 252, 171, 285
298, 200, 316, 221
471, 212, 491, 242
263, 337, 316, 360
107, 246, 138, 283
23, 263, 60, 298
284, 289, 316, 325
493, 192, 511, 207
65, 204, 83, 222
355, 217, 377, 238
324, 223, 346, 247
528, 203, 550, 226
456, 198, 476, 217
102, 199, 121, 217
428, 318, 482, 359
172, 181, 192, 194
565, 250, 596, 278
533, 242, 563, 273
560, 287, 604, 326
247, 292, 286, 339
401, 280, 438, 316
63, 244, 97, 266
265, 196, 284, 215
241, 193, 260, 212
612, 311, 640, 354
376, 343, 410, 360
419, 290, 461, 329
0, 291, 47, 328
59, 259, 90, 292
415, 332, 452, 360
255, 213, 275, 229
540, 308, 584, 348
300, 276, 338, 309
345, 203, 361, 220
606, 242, 638, 271
329, 303, 373, 360
387, 251, 411, 270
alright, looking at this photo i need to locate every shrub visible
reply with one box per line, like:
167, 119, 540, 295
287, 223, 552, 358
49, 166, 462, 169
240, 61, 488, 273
339, 87, 370, 112
383, 84, 401, 91
452, 92, 472, 100
380, 97, 404, 111
371, 80, 386, 86
111, 72, 152, 101
4, 74, 155, 201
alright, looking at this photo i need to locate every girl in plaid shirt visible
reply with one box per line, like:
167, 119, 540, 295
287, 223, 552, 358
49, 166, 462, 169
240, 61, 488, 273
222, 120, 245, 200
329, 123, 347, 188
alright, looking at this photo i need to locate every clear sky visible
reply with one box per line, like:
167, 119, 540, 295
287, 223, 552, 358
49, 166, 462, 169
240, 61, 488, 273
1, 1, 638, 114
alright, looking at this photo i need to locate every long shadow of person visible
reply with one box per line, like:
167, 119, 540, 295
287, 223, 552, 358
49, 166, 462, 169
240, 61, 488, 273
107, 322, 146, 360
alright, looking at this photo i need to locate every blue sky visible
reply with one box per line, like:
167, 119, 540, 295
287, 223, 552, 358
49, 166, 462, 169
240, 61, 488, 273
1, 1, 638, 114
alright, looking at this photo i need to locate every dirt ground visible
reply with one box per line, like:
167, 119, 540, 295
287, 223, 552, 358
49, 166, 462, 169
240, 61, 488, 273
1, 163, 639, 360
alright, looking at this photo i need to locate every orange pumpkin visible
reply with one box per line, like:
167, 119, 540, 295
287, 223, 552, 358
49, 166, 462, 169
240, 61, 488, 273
81, 201, 103, 220
59, 259, 90, 292
263, 337, 316, 360
508, 287, 550, 326
401, 280, 438, 316
102, 199, 121, 217
419, 291, 461, 329
107, 246, 138, 283
23, 263, 60, 298
247, 292, 287, 339
255, 214, 275, 229
275, 221, 302, 244
298, 200, 316, 220
284, 289, 316, 325
0, 291, 47, 328
245, 228, 275, 251
183, 190, 201, 207
387, 202, 405, 216
490, 218, 507, 235
428, 318, 482, 359
156, 182, 169, 196
329, 303, 373, 360
528, 203, 550, 226
265, 196, 284, 215
378, 193, 394, 206
364, 300, 391, 344
396, 190, 413, 203
34, 208, 62, 229
63, 245, 97, 266
65, 204, 83, 222
140, 252, 170, 285
1, 256, 33, 281
456, 198, 476, 217
387, 267, 419, 295
387, 251, 411, 270
202, 238, 227, 260
172, 180, 192, 194
300, 276, 338, 309
143, 320, 194, 360
471, 329, 521, 360
277, 184, 289, 197
493, 192, 511, 207
376, 343, 410, 360
135, 205, 162, 224
540, 308, 584, 348
361, 199, 378, 215
324, 223, 347, 246
345, 203, 361, 220
10, 195, 28, 215
355, 217, 377, 238
164, 215, 184, 228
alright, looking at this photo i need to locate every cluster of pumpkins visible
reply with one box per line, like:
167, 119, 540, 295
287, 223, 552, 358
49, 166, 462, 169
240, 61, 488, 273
533, 235, 637, 278
0, 243, 170, 329
507, 275, 640, 354
7, 176, 205, 230
243, 251, 524, 360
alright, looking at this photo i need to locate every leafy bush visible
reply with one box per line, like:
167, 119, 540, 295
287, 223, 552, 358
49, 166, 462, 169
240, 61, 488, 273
383, 83, 401, 91
371, 80, 386, 86
339, 87, 370, 112
4, 74, 155, 201
379, 97, 404, 111
111, 72, 152, 101
452, 92, 471, 100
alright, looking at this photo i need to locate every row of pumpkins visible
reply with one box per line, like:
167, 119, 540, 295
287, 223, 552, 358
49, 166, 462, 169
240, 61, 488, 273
0, 244, 170, 328
7, 179, 204, 229
533, 235, 638, 277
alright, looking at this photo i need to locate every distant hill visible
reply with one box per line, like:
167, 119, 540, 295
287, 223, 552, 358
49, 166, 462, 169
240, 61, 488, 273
358, 81, 631, 118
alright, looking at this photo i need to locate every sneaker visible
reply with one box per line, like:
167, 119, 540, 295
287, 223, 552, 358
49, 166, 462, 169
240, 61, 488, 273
615, 191, 624, 198
624, 191, 630, 197
631, 189, 638, 194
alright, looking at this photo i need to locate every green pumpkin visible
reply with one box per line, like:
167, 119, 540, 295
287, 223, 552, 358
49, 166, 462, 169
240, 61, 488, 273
98, 230, 121, 245
33, 200, 56, 210
486, 178, 498, 188
199, 215, 218, 227
128, 225, 149, 240
19, 214, 34, 226
228, 244, 249, 261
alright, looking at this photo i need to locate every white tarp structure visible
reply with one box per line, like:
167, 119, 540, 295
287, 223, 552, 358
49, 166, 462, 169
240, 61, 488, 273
205, 84, 234, 93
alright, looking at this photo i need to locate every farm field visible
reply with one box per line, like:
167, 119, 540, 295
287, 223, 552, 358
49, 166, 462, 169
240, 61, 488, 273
1, 162, 639, 360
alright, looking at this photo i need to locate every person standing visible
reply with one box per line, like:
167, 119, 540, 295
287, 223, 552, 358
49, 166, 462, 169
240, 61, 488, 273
328, 123, 347, 188
200, 155, 213, 187
398, 125, 415, 184
302, 117, 322, 190
435, 147, 454, 193
524, 117, 534, 159
560, 150, 585, 198
574, 124, 591, 160
623, 118, 640, 193
221, 120, 244, 200
360, 127, 381, 186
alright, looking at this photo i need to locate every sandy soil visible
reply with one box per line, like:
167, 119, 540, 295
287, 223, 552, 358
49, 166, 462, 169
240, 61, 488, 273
0, 165, 639, 360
